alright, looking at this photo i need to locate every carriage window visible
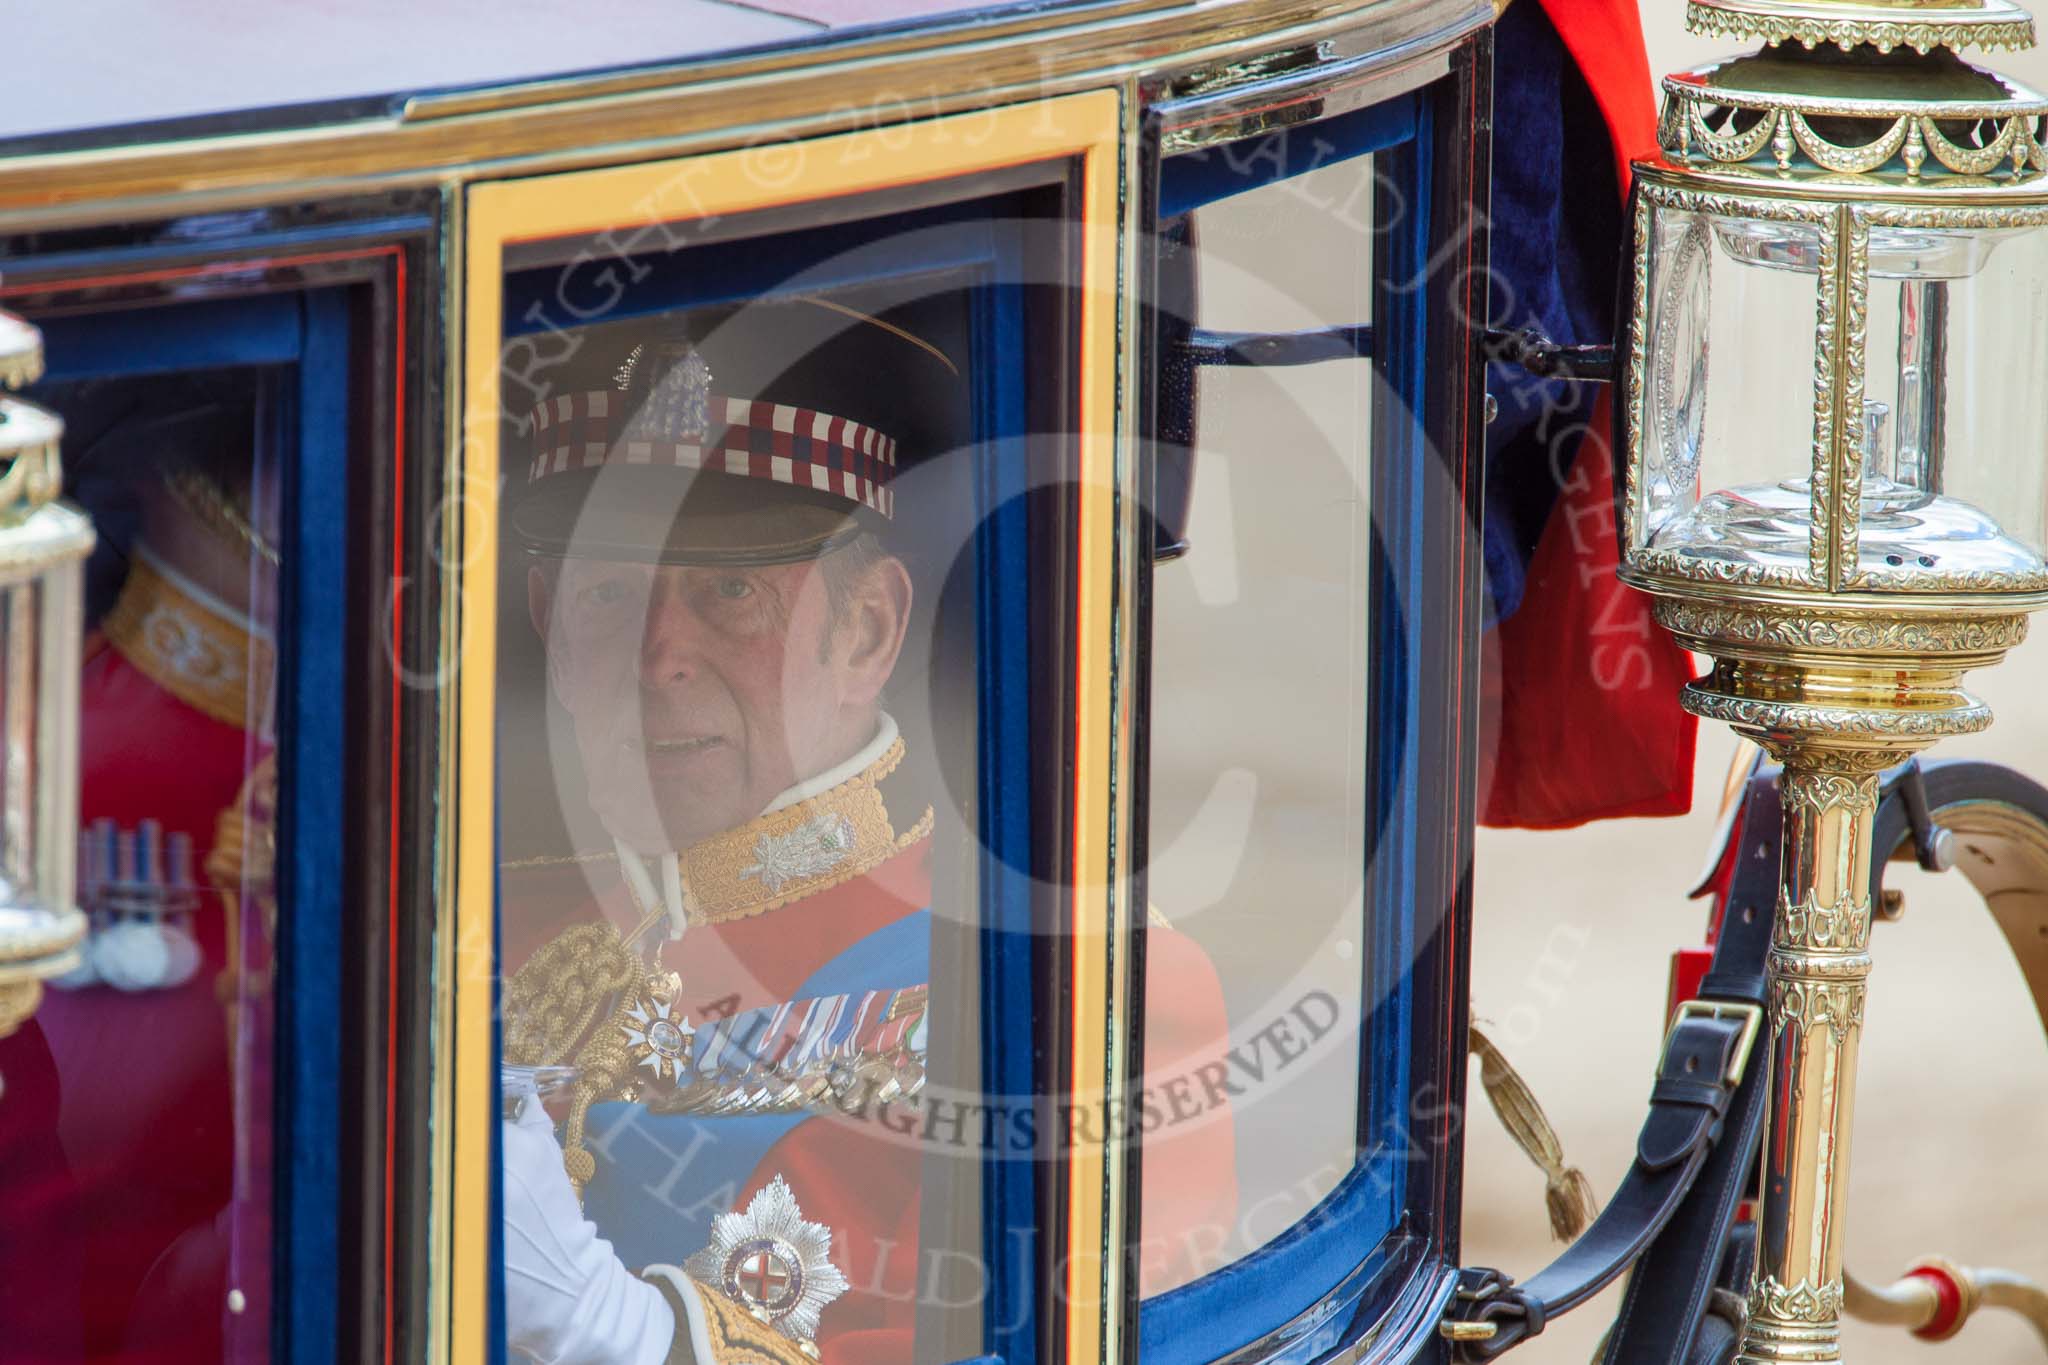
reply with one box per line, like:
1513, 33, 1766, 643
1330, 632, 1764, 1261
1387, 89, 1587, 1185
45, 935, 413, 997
493, 273, 993, 1365
0, 364, 282, 1360
475, 136, 1167, 1358
1141, 149, 1378, 1291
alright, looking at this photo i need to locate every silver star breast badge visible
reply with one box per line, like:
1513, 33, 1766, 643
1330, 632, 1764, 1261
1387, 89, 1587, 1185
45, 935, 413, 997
684, 1175, 850, 1354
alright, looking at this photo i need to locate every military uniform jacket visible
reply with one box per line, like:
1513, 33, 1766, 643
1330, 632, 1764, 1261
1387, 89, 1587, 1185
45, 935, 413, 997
502, 735, 1236, 1365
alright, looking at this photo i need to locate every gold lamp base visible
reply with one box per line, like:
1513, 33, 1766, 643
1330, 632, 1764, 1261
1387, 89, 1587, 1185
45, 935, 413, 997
1638, 589, 2034, 1361
1652, 595, 2033, 749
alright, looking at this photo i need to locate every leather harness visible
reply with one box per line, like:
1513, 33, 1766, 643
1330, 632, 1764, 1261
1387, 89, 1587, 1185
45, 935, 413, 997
1446, 757, 2048, 1360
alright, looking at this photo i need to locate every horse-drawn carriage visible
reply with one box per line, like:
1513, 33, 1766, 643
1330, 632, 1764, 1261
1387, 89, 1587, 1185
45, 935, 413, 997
0, 1, 2043, 1362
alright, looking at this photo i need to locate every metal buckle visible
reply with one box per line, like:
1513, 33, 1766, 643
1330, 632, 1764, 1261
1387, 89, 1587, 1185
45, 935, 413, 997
1665, 1000, 1764, 1086
1440, 1267, 1513, 1344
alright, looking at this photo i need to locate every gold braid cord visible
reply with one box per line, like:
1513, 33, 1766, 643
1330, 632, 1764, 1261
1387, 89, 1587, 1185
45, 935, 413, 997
503, 923, 642, 1068
503, 923, 646, 1192
1469, 1018, 1599, 1241
694, 1273, 818, 1365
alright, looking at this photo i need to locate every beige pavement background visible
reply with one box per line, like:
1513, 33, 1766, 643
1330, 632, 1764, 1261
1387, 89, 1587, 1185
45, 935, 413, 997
1460, 15, 2048, 1359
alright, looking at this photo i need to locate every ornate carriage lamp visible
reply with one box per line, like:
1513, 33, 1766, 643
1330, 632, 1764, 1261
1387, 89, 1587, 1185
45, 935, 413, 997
1622, 0, 2048, 1357
0, 310, 92, 1060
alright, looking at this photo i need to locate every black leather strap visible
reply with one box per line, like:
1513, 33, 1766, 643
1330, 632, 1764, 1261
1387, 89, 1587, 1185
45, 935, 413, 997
1447, 774, 1778, 1362
1600, 775, 1782, 1363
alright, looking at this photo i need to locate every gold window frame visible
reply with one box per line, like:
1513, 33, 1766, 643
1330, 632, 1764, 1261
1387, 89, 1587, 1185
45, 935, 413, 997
443, 88, 1134, 1365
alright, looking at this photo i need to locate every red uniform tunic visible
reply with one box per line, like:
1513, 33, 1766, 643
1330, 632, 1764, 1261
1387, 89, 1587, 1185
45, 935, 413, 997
0, 553, 273, 1365
504, 762, 1235, 1365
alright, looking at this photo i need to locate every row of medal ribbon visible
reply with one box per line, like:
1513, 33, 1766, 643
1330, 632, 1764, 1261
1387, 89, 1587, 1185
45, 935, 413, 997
631, 982, 930, 1116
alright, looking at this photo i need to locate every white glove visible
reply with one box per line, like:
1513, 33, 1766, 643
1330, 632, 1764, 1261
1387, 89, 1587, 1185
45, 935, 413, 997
503, 1095, 677, 1365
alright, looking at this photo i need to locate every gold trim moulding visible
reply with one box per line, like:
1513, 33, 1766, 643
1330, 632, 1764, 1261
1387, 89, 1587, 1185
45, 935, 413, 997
1153, 0, 1481, 149
1685, 0, 2037, 55
0, 0, 1488, 222
1660, 94, 2048, 179
1649, 595, 2032, 659
1660, 64, 2048, 124
1621, 551, 2048, 606
1634, 145, 2048, 204
447, 91, 1132, 1365
1683, 682, 1993, 745
1644, 596, 2030, 747
406, 0, 1189, 122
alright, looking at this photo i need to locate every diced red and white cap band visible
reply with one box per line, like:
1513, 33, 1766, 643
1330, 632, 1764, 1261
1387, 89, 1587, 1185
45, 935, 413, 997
526, 390, 898, 519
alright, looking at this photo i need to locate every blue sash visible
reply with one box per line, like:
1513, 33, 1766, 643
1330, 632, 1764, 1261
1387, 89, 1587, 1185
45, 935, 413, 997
579, 909, 930, 1269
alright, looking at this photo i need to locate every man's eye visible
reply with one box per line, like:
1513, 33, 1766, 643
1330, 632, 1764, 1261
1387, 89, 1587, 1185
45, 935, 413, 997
581, 580, 629, 607
714, 577, 753, 601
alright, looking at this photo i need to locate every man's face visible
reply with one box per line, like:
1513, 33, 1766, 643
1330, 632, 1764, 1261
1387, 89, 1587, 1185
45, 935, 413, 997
536, 557, 861, 851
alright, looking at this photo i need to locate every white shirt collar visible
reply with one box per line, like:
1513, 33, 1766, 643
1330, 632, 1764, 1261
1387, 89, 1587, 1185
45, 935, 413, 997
617, 711, 900, 944
762, 711, 898, 815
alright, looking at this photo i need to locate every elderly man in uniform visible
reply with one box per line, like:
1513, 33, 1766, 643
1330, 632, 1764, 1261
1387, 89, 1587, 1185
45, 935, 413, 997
498, 303, 1235, 1365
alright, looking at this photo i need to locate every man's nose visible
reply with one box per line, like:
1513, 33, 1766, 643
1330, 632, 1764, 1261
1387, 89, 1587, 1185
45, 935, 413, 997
638, 573, 708, 687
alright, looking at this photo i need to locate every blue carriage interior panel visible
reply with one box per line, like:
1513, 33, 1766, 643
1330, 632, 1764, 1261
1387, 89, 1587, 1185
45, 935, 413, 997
279, 286, 351, 1365
35, 293, 307, 380
1364, 113, 1434, 1236
971, 231, 1039, 1365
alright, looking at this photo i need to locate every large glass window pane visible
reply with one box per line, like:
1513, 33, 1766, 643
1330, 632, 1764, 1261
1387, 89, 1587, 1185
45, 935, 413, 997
495, 272, 987, 1365
1633, 201, 1827, 583
0, 365, 281, 1361
1852, 218, 2048, 586
1142, 151, 1375, 1285
479, 165, 1233, 1360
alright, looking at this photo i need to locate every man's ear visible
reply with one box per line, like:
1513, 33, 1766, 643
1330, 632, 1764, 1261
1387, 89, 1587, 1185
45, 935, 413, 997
528, 564, 553, 640
839, 556, 913, 706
